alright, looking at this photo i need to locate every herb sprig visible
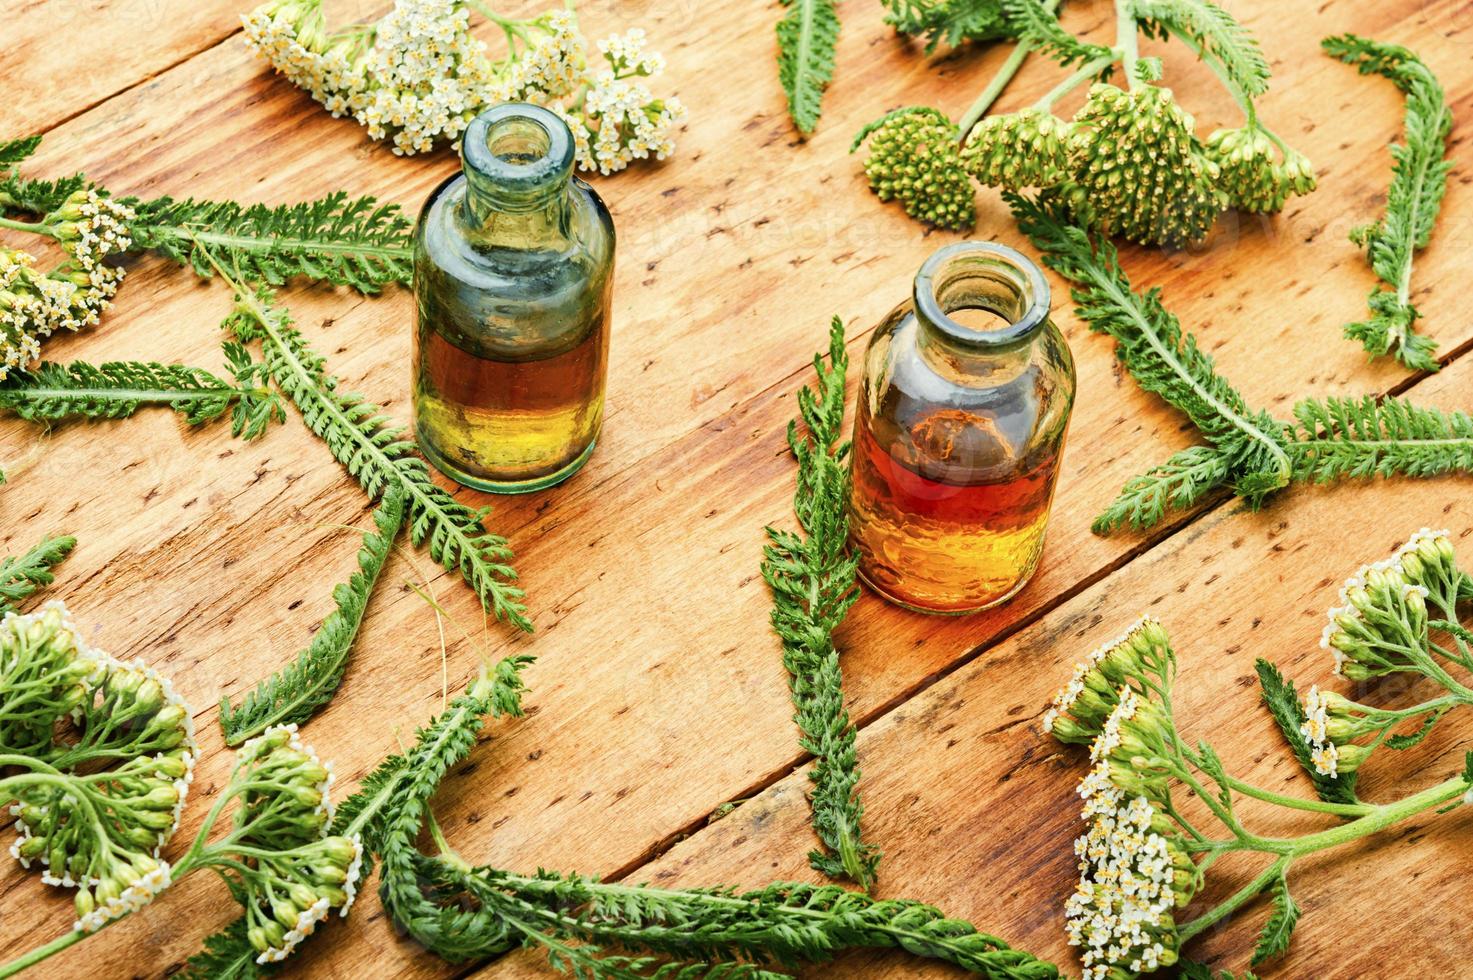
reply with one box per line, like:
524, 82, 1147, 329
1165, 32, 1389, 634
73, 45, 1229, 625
762, 317, 878, 889
1323, 34, 1453, 373
219, 486, 407, 745
776, 0, 841, 135
1043, 527, 1473, 976
0, 534, 75, 614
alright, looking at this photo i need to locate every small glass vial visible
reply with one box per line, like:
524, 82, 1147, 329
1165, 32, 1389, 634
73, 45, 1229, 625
413, 103, 615, 493
848, 242, 1075, 614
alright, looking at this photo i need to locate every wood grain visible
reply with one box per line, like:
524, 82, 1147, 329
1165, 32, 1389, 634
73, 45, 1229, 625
2, 0, 1472, 977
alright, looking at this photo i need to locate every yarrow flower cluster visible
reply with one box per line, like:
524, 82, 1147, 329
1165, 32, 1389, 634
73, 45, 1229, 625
0, 188, 134, 380
241, 0, 685, 171
230, 724, 363, 964
1041, 616, 1172, 745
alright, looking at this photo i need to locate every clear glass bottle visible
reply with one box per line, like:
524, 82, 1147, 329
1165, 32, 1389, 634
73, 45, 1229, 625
848, 242, 1075, 614
413, 103, 615, 494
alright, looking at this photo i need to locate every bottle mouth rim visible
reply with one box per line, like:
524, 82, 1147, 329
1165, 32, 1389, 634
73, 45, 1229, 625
913, 241, 1051, 349
462, 103, 574, 203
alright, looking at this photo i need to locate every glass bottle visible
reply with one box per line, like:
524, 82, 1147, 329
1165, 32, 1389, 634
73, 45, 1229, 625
413, 103, 615, 494
848, 241, 1075, 614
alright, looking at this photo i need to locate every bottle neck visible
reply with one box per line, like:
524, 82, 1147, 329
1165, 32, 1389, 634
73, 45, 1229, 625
457, 103, 576, 249
911, 242, 1051, 383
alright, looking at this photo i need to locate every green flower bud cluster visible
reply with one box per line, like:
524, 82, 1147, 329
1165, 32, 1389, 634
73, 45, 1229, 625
961, 108, 1071, 190
228, 725, 363, 965
1322, 558, 1435, 682
1043, 616, 1173, 745
1204, 127, 1318, 214
70, 850, 172, 933
1061, 85, 1226, 247
855, 108, 976, 230
1297, 685, 1378, 778
0, 604, 98, 755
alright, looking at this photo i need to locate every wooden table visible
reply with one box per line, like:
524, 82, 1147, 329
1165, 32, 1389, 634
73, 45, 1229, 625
3, 0, 1471, 976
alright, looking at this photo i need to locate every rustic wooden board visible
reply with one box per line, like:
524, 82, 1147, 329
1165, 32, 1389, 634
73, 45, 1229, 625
2, 0, 1472, 977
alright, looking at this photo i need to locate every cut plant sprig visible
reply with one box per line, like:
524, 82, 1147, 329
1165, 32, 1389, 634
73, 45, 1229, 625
1324, 34, 1452, 373
1042, 526, 1473, 978
0, 534, 75, 613
0, 344, 284, 439
762, 316, 878, 890
205, 253, 531, 632
856, 0, 1315, 240
1012, 194, 1473, 534
0, 603, 362, 978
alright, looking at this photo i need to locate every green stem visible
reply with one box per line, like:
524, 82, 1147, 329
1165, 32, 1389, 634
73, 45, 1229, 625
1115, 0, 1140, 90
1034, 53, 1118, 112
1264, 775, 1468, 856
0, 216, 50, 237
1221, 774, 1374, 817
957, 40, 1034, 138
1178, 856, 1287, 943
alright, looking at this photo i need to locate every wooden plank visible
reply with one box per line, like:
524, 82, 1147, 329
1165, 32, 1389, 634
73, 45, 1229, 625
1, 0, 1471, 976
496, 355, 1473, 980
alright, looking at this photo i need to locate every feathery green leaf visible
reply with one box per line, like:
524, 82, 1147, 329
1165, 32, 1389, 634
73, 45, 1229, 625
1003, 0, 1111, 68
0, 348, 283, 438
178, 918, 266, 980
762, 316, 877, 890
883, 0, 1013, 53
219, 276, 531, 631
776, 0, 841, 135
1324, 34, 1452, 372
1251, 872, 1299, 965
1010, 192, 1292, 501
1133, 0, 1270, 99
1092, 445, 1231, 534
126, 190, 413, 295
220, 487, 406, 745
0, 137, 40, 170
1255, 659, 1359, 806
1289, 395, 1473, 483
0, 534, 76, 614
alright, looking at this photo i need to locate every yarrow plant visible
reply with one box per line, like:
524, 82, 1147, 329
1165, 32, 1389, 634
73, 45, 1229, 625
1043, 527, 1473, 977
241, 0, 685, 172
854, 0, 1315, 243
0, 603, 361, 977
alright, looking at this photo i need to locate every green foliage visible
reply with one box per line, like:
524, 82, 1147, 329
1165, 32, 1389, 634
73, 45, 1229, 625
0, 137, 86, 215
776, 0, 840, 135
1092, 446, 1230, 534
762, 317, 876, 890
0, 535, 75, 614
178, 919, 265, 980
1003, 0, 1109, 68
219, 487, 406, 745
1323, 34, 1452, 373
1011, 192, 1292, 499
220, 278, 531, 632
1289, 395, 1473, 483
1251, 873, 1299, 966
1254, 659, 1359, 806
1132, 0, 1270, 99
0, 137, 40, 169
1179, 962, 1259, 980
883, 0, 1012, 52
0, 345, 283, 438
126, 190, 413, 295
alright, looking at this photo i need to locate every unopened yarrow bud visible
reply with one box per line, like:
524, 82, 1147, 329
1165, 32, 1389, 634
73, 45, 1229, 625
962, 108, 1070, 189
856, 107, 975, 231
1043, 616, 1170, 744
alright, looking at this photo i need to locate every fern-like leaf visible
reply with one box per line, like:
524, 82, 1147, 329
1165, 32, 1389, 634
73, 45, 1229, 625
0, 348, 283, 438
1251, 872, 1299, 966
882, 0, 1013, 53
220, 487, 406, 745
178, 918, 265, 980
0, 135, 88, 216
1092, 445, 1231, 535
1255, 659, 1359, 805
0, 534, 76, 614
776, 0, 841, 135
220, 277, 531, 631
0, 136, 40, 170
1288, 395, 1473, 483
763, 317, 877, 890
1003, 0, 1111, 68
126, 191, 413, 295
1133, 0, 1270, 99
1324, 34, 1452, 372
1010, 192, 1292, 502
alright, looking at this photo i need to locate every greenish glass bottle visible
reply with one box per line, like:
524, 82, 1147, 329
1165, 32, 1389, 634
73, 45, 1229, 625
413, 103, 615, 494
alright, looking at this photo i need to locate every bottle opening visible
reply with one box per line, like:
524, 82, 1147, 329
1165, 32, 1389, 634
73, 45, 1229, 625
914, 242, 1051, 349
461, 103, 575, 212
